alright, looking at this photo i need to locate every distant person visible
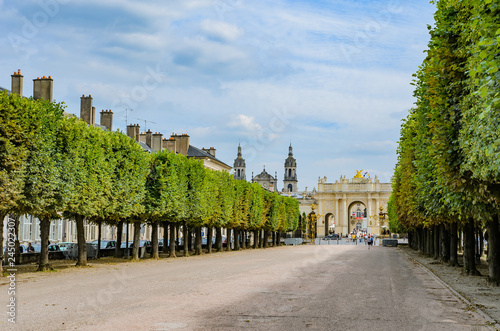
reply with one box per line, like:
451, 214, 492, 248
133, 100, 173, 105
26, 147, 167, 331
368, 235, 373, 250
27, 243, 35, 252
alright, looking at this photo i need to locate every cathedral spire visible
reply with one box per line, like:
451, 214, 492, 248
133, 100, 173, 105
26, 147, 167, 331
284, 144, 297, 193
233, 143, 246, 180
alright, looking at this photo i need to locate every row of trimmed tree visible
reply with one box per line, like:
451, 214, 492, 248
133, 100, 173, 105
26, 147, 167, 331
0, 90, 299, 273
389, 0, 499, 285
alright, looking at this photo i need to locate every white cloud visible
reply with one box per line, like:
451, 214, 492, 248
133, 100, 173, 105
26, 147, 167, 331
199, 19, 243, 42
228, 114, 262, 132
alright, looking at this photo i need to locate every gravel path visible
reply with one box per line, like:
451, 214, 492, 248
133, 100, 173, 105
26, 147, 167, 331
0, 244, 495, 330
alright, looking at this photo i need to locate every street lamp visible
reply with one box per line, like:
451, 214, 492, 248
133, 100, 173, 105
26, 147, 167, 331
379, 207, 388, 234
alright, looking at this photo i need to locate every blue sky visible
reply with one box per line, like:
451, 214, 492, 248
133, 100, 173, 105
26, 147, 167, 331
0, 0, 436, 191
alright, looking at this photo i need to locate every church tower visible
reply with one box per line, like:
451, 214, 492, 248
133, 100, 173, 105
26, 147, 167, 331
233, 144, 246, 180
283, 144, 298, 193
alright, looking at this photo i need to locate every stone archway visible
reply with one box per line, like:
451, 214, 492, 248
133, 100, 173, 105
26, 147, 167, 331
324, 213, 335, 235
347, 201, 366, 234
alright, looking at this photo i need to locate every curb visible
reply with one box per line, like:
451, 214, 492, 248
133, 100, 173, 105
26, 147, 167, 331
403, 251, 500, 330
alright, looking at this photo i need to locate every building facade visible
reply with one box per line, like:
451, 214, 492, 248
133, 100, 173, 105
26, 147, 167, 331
313, 173, 391, 237
283, 144, 298, 193
233, 144, 246, 180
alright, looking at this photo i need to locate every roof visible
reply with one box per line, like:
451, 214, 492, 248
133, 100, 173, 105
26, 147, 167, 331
0, 87, 9, 93
187, 145, 231, 168
138, 141, 153, 153
253, 169, 276, 181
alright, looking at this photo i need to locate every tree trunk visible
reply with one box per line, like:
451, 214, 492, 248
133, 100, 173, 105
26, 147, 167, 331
151, 221, 159, 259
271, 232, 276, 247
241, 230, 247, 249
132, 221, 141, 260
76, 215, 87, 266
417, 228, 423, 253
37, 217, 52, 271
207, 226, 213, 254
234, 228, 240, 251
433, 225, 440, 260
259, 229, 264, 248
176, 224, 180, 248
424, 228, 429, 256
97, 220, 102, 259
183, 222, 189, 257
487, 214, 500, 286
226, 228, 232, 252
195, 227, 203, 255
440, 224, 450, 263
463, 218, 480, 276
216, 227, 222, 252
449, 222, 459, 267
169, 223, 177, 258
188, 229, 193, 252
163, 222, 169, 254
115, 221, 124, 258
252, 230, 257, 249
263, 229, 269, 248
458, 229, 463, 252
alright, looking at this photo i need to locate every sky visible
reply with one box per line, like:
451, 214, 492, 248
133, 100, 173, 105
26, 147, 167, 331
0, 0, 436, 192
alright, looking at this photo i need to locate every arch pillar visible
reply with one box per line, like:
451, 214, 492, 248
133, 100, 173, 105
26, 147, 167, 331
367, 193, 372, 234
342, 194, 347, 234
335, 197, 340, 234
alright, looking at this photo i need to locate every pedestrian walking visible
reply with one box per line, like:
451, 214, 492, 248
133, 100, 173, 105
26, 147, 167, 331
368, 235, 373, 250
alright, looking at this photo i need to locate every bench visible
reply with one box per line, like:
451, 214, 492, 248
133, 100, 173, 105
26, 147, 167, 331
382, 239, 398, 247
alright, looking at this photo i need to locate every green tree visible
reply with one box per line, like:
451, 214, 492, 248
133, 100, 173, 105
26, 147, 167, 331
63, 119, 111, 266
0, 91, 35, 273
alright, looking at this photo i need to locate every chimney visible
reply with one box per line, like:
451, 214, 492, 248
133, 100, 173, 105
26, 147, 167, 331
139, 132, 146, 143
164, 137, 176, 153
91, 107, 96, 126
100, 109, 113, 131
145, 129, 153, 148
127, 124, 140, 141
177, 133, 190, 155
11, 69, 23, 96
152, 132, 163, 152
202, 147, 216, 157
33, 76, 53, 102
80, 95, 94, 126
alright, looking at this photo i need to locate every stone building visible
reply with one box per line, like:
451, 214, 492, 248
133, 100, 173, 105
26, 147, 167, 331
233, 144, 246, 180
313, 173, 391, 237
283, 144, 298, 193
125, 127, 231, 172
239, 144, 299, 193
252, 167, 279, 192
